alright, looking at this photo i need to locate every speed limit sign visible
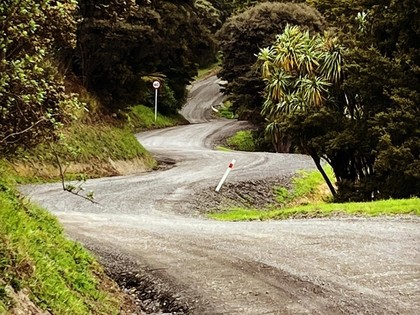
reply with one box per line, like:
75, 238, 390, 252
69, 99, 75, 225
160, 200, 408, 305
152, 80, 160, 89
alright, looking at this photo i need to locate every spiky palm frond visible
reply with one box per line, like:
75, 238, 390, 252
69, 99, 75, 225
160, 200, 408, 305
257, 47, 275, 79
266, 70, 292, 102
298, 75, 331, 108
320, 35, 344, 84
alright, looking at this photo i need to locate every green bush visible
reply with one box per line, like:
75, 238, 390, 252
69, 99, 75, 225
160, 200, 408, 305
226, 130, 256, 151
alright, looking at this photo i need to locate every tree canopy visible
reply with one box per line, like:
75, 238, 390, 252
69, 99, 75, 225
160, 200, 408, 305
74, 0, 216, 113
257, 1, 419, 201
216, 1, 326, 120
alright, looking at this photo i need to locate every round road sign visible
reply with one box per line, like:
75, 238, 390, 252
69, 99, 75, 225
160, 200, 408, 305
152, 80, 160, 89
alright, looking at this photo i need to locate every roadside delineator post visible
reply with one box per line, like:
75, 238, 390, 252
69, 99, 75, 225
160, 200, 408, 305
215, 159, 236, 192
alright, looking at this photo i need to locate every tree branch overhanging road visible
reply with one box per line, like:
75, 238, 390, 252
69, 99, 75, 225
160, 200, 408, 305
22, 76, 420, 315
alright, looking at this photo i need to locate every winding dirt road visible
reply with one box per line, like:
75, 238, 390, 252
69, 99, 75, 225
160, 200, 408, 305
22, 76, 420, 314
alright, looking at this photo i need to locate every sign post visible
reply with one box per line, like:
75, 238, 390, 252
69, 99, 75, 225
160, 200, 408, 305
152, 80, 160, 121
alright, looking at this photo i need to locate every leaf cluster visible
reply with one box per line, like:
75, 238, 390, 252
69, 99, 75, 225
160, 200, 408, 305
0, 0, 78, 155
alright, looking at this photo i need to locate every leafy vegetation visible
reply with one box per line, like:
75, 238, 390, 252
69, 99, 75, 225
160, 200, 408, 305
216, 1, 326, 120
226, 130, 257, 152
0, 164, 123, 314
74, 0, 216, 113
214, 0, 419, 201
9, 119, 157, 181
257, 25, 344, 197
0, 0, 79, 155
217, 101, 236, 119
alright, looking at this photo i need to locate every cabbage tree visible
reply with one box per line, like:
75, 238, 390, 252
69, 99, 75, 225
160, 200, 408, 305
257, 25, 345, 196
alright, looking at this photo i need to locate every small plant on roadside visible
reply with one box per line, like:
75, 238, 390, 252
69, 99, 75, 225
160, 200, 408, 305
226, 130, 256, 151
275, 166, 335, 206
218, 101, 237, 119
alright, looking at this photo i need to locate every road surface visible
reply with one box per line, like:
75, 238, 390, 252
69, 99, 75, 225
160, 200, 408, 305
22, 75, 420, 314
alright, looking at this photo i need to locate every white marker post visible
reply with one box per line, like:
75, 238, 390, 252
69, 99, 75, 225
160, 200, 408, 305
215, 159, 236, 192
152, 80, 160, 121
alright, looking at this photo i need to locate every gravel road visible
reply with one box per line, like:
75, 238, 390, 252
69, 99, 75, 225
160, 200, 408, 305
22, 76, 420, 314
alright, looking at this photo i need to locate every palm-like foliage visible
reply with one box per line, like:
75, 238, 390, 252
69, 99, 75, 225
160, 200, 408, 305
257, 24, 344, 152
258, 24, 344, 114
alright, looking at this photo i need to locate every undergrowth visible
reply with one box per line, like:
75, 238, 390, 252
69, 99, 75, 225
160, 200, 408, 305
125, 104, 186, 131
217, 101, 236, 119
226, 130, 256, 152
275, 166, 335, 205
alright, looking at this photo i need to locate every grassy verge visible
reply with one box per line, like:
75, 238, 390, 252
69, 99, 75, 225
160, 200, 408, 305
0, 163, 125, 314
125, 104, 186, 131
210, 198, 420, 221
209, 167, 419, 221
11, 122, 156, 182
9, 104, 187, 182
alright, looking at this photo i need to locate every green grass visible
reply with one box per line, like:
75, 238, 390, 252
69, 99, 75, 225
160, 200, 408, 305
12, 121, 156, 182
210, 198, 420, 221
0, 162, 122, 314
274, 166, 335, 204
217, 100, 236, 119
226, 130, 256, 152
215, 146, 233, 152
209, 166, 419, 221
125, 104, 185, 131
195, 61, 221, 80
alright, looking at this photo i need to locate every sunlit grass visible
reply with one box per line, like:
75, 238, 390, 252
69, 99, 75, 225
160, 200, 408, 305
0, 162, 122, 314
275, 166, 335, 205
209, 166, 419, 221
126, 104, 184, 131
226, 130, 256, 152
210, 198, 420, 221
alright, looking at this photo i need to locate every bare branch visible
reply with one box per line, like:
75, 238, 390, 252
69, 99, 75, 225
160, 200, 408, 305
0, 117, 48, 144
50, 143, 99, 204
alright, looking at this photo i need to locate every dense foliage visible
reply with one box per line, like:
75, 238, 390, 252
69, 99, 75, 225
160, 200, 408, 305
257, 1, 419, 201
74, 0, 216, 113
257, 25, 345, 196
0, 0, 78, 155
216, 1, 325, 120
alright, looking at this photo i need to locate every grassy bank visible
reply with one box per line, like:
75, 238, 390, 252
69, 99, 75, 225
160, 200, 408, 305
11, 122, 155, 182
10, 105, 187, 182
210, 167, 419, 221
0, 164, 127, 314
125, 104, 187, 131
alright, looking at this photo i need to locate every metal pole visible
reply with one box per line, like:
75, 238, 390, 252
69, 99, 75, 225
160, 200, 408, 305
154, 88, 158, 121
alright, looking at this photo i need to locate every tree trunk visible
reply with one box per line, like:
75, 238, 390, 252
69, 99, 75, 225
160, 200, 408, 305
309, 152, 337, 198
